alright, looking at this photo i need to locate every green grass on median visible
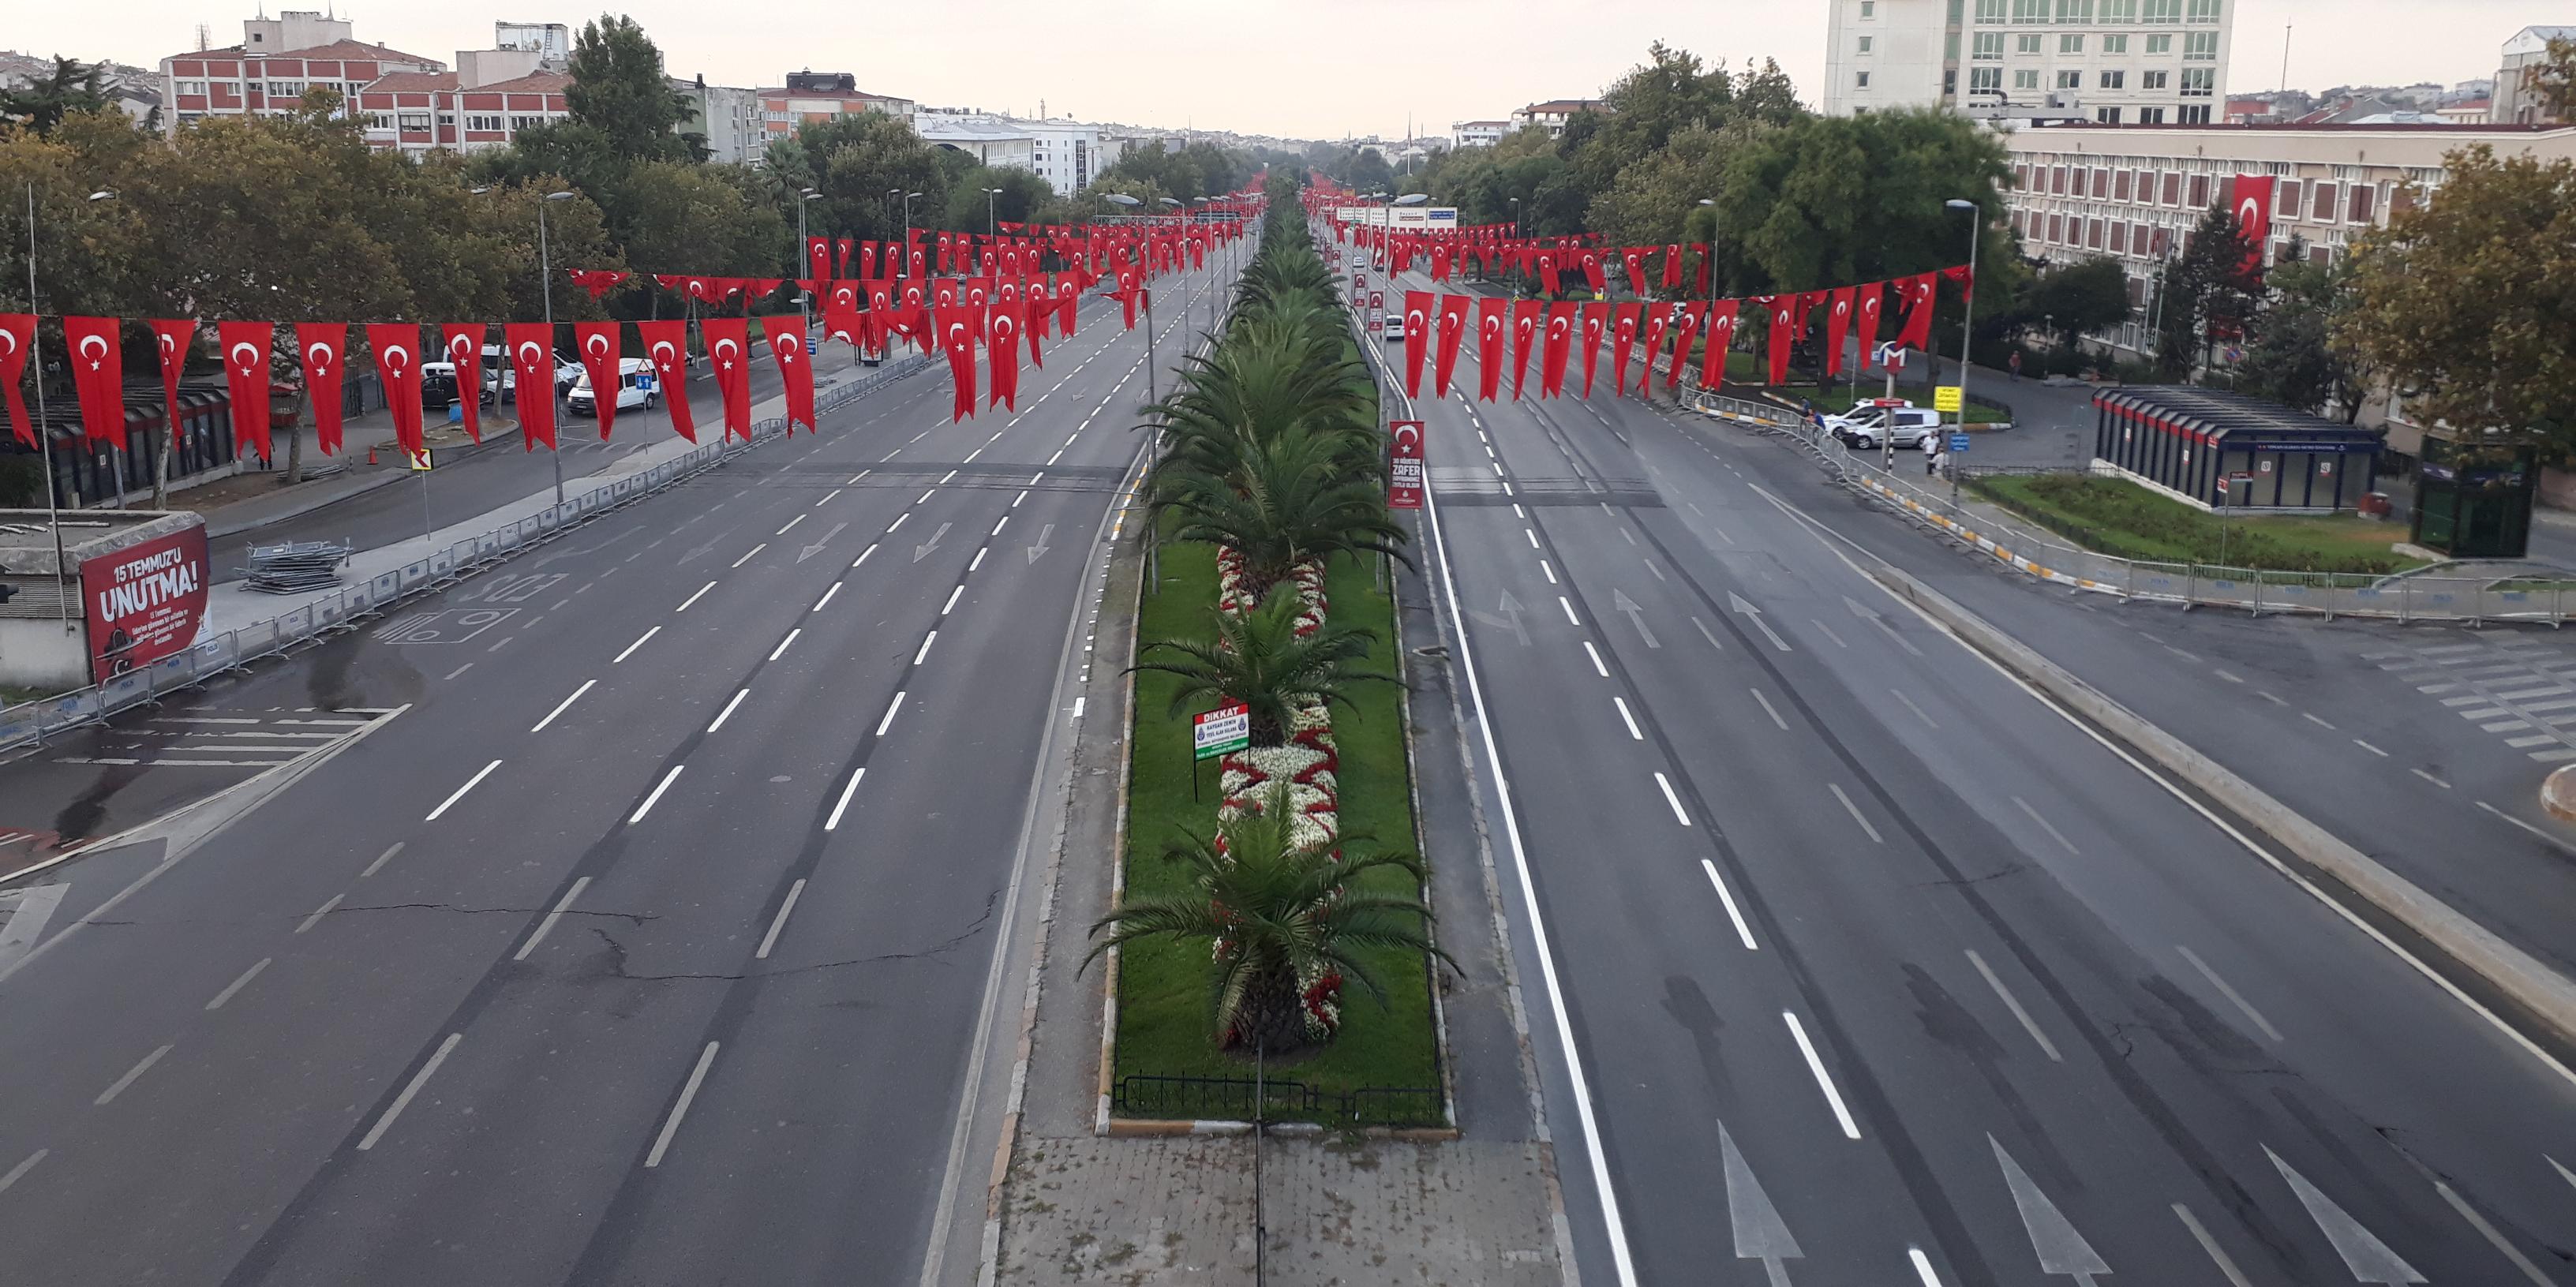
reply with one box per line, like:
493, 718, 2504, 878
1965, 473, 2423, 575
1111, 539, 1440, 1120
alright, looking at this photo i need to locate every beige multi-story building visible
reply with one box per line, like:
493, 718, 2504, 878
1508, 100, 1604, 138
1827, 0, 2234, 125
2492, 24, 2573, 125
1999, 118, 2576, 450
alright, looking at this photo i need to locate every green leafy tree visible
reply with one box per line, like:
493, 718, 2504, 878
2525, 36, 2575, 121
2021, 256, 2132, 354
2152, 201, 2264, 380
1715, 107, 2013, 297
1084, 780, 1446, 1055
564, 14, 702, 162
2336, 144, 2576, 447
0, 57, 113, 134
943, 166, 1051, 237
2237, 238, 2369, 421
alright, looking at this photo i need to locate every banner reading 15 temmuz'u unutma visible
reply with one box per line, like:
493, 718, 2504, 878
81, 528, 209, 684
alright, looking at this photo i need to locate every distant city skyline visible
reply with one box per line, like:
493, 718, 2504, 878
9, 0, 2569, 140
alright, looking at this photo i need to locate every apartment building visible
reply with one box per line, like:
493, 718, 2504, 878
1508, 100, 1605, 137
1453, 120, 1510, 148
1825, 0, 2234, 125
160, 10, 442, 128
673, 76, 766, 165
758, 70, 915, 147
350, 51, 569, 157
2493, 24, 2574, 125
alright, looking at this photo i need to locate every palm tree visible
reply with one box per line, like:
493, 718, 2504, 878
1155, 428, 1411, 605
1084, 781, 1451, 1057
1133, 584, 1393, 746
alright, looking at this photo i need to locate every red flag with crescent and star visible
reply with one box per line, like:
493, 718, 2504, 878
1854, 282, 1885, 370
503, 323, 556, 451
1761, 296, 1798, 385
1540, 301, 1576, 398
934, 304, 979, 422
1401, 291, 1432, 399
1509, 300, 1541, 401
295, 322, 350, 455
63, 316, 126, 450
1667, 304, 1700, 394
807, 237, 831, 283
148, 319, 195, 449
1824, 286, 1855, 378
1895, 273, 1938, 352
0, 314, 36, 447
1640, 304, 1670, 396
635, 319, 695, 442
575, 322, 621, 439
1701, 301, 1739, 391
759, 316, 815, 432
1610, 302, 1642, 397
2227, 174, 2274, 275
701, 316, 754, 440
367, 324, 425, 457
221, 322, 276, 459
1474, 297, 1507, 402
824, 280, 863, 351
1578, 302, 1610, 398
986, 300, 1024, 411
442, 324, 485, 443
1433, 294, 1471, 399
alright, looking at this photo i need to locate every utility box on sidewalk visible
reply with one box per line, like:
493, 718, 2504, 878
0, 510, 212, 692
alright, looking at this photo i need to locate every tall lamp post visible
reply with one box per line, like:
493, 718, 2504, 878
1943, 197, 1980, 503
477, 185, 580, 504
1507, 196, 1522, 297
982, 185, 1002, 245
795, 188, 818, 341
19, 184, 115, 632
894, 189, 923, 278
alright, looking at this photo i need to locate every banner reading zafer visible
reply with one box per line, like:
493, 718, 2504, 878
81, 526, 209, 683
1388, 420, 1425, 511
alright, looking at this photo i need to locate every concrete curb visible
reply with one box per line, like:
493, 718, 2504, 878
1103, 1116, 1459, 1140
1864, 560, 2576, 1046
2543, 766, 2576, 824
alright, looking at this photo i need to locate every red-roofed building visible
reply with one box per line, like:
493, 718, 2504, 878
159, 10, 442, 129
353, 54, 570, 155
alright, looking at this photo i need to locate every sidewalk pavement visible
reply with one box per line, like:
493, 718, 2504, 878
190, 409, 524, 539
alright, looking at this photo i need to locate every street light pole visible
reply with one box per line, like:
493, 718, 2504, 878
796, 188, 818, 342
1944, 197, 1980, 505
538, 189, 573, 505
22, 181, 73, 634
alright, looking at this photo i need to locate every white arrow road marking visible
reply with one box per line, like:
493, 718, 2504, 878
1612, 589, 1660, 649
1720, 1121, 1803, 1286
2265, 1146, 2426, 1283
799, 521, 848, 563
0, 885, 66, 973
1991, 1135, 2110, 1283
915, 522, 952, 563
1730, 591, 1791, 652
1026, 522, 1055, 563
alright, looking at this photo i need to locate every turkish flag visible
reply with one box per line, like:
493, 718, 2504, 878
1540, 302, 1576, 398
701, 317, 754, 440
824, 280, 864, 350
908, 246, 927, 280
503, 323, 556, 451
567, 268, 627, 299
964, 276, 994, 309
760, 316, 816, 432
987, 301, 1024, 411
807, 237, 831, 283
1610, 302, 1642, 397
574, 322, 620, 440
1578, 302, 1609, 398
937, 232, 955, 274
934, 305, 979, 422
1401, 290, 1432, 399
1824, 286, 1855, 378
1509, 300, 1541, 400
0, 314, 34, 447
860, 241, 878, 279
1663, 244, 1684, 290
1854, 282, 1885, 370
1758, 297, 1797, 385
148, 319, 195, 449
867, 282, 899, 349
1433, 294, 1470, 399
1537, 252, 1561, 297
1640, 305, 1669, 397
368, 324, 425, 457
1620, 249, 1646, 292
441, 324, 485, 443
1430, 243, 1451, 282
635, 320, 695, 442
1473, 298, 1507, 402
899, 281, 934, 352
1579, 250, 1606, 293
837, 238, 855, 276
1666, 305, 1700, 394
219, 322, 275, 460
1701, 301, 1739, 393
63, 316, 126, 450
2227, 174, 2274, 274
1895, 272, 1938, 352
294, 323, 350, 455
1056, 275, 1083, 336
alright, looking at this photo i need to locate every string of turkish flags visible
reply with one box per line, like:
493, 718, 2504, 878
1389, 264, 1973, 404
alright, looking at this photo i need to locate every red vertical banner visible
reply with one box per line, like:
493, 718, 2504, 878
503, 323, 557, 451
1474, 297, 1507, 402
934, 305, 978, 422
1578, 302, 1610, 398
701, 316, 754, 440
63, 316, 127, 450
441, 324, 485, 443
1853, 282, 1885, 370
759, 315, 816, 432
1509, 299, 1541, 401
147, 319, 194, 450
1896, 273, 1938, 351
1432, 294, 1470, 399
1667, 304, 1701, 393
1387, 420, 1425, 511
574, 322, 621, 440
807, 236, 831, 283
80, 525, 208, 683
635, 319, 695, 442
1824, 286, 1856, 378
985, 300, 1023, 411
367, 323, 425, 458
220, 322, 277, 459
1610, 301, 1642, 396
1541, 301, 1576, 398
2227, 174, 2275, 273
1764, 296, 1797, 385
295, 323, 347, 455
1641, 305, 1671, 395
1702, 301, 1739, 391
0, 314, 35, 447
1055, 275, 1082, 336
1401, 290, 1432, 398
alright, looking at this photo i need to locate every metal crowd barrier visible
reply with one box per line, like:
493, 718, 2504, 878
0, 353, 936, 754
1685, 387, 2568, 627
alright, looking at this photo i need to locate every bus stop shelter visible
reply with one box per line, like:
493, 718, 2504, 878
2094, 386, 2381, 512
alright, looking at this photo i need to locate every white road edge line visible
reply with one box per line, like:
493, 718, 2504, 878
1699, 859, 1758, 951
1784, 1010, 1863, 1139
812, 582, 842, 612
1582, 642, 1609, 678
358, 1032, 462, 1150
769, 629, 800, 662
1612, 698, 1644, 740
915, 630, 938, 665
514, 876, 593, 960
425, 759, 503, 821
530, 679, 596, 733
644, 1041, 721, 1168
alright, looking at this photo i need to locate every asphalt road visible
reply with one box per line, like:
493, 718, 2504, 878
0, 249, 1244, 1286
1372, 262, 2576, 1287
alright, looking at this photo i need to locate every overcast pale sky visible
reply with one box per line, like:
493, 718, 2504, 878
16, 0, 2567, 140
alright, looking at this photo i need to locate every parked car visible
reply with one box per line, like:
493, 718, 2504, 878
567, 357, 660, 417
1381, 313, 1404, 342
419, 361, 496, 410
1828, 402, 1941, 450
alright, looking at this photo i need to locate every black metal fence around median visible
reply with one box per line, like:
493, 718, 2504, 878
1111, 1073, 1446, 1128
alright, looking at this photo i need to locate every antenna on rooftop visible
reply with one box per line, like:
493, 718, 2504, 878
196, 23, 212, 50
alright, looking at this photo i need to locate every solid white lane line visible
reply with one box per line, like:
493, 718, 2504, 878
1784, 1011, 1863, 1139
358, 1033, 462, 1150
769, 629, 800, 661
1012, 489, 1029, 507
825, 767, 867, 830
1908, 1247, 1946, 1286
645, 1042, 721, 1168
514, 877, 593, 960
1750, 689, 1789, 731
0, 1151, 47, 1195
1700, 859, 1758, 950
2432, 1181, 2555, 1285
95, 1044, 173, 1106
1653, 773, 1691, 826
776, 514, 805, 536
2353, 739, 2389, 758
814, 489, 840, 506
706, 689, 750, 733
914, 630, 938, 665
1558, 597, 1579, 626
1582, 642, 1609, 678
854, 543, 877, 567
1541, 560, 1557, 583
1525, 529, 1539, 548
2175, 945, 2282, 1042
676, 581, 717, 612
877, 691, 906, 736
812, 582, 841, 612
888, 513, 909, 533
612, 627, 660, 664
2012, 795, 2080, 856
425, 760, 504, 821
756, 880, 807, 960
730, 544, 765, 568
629, 765, 684, 825
294, 893, 343, 933
205, 956, 272, 1009
1613, 698, 1644, 740
990, 516, 1009, 537
1967, 948, 2064, 1061
942, 586, 964, 615
2411, 769, 2451, 789
970, 548, 987, 571
530, 679, 596, 733
938, 470, 957, 484
1829, 784, 1882, 844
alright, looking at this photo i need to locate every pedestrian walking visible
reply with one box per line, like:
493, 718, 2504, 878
2008, 350, 2023, 382
1922, 432, 1941, 477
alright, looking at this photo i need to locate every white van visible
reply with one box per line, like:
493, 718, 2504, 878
567, 357, 659, 416
1828, 403, 1942, 450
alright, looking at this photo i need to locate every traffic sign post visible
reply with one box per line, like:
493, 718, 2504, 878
1933, 385, 1964, 413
